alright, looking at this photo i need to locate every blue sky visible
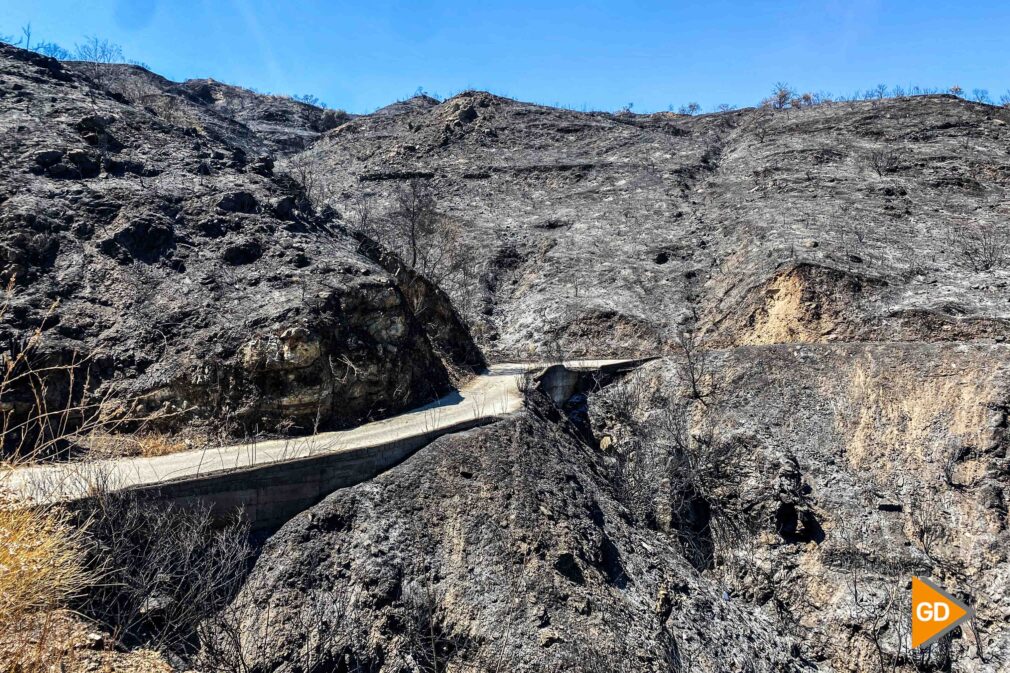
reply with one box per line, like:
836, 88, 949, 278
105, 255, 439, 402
1, 1, 1007, 113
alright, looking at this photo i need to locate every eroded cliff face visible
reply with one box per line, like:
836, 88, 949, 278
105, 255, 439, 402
0, 44, 480, 449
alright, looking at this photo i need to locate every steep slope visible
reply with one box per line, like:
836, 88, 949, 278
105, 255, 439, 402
89, 63, 344, 156
0, 44, 478, 451
218, 344, 1010, 671
291, 91, 724, 356
589, 350, 1010, 671
216, 90, 1010, 672
209, 401, 803, 673
83, 63, 274, 157
293, 91, 1010, 355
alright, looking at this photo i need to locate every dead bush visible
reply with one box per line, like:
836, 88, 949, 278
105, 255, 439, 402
0, 276, 93, 670
0, 500, 90, 671
352, 188, 482, 323
71, 490, 252, 656
402, 577, 468, 673
674, 325, 711, 403
939, 440, 965, 487
0, 276, 232, 668
516, 365, 538, 400
603, 368, 656, 426
0, 278, 101, 462
610, 396, 747, 570
947, 220, 1010, 272
73, 37, 124, 87
199, 586, 351, 673
869, 149, 899, 176
389, 179, 450, 274
762, 82, 795, 109
611, 434, 661, 524
285, 153, 333, 205
908, 488, 948, 562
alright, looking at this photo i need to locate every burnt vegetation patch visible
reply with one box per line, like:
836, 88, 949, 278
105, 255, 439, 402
4, 29, 1010, 671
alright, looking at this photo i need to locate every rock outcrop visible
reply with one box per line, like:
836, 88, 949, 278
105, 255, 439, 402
587, 348, 1010, 671
0, 44, 479, 451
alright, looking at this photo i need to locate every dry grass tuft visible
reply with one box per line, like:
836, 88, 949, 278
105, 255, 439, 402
0, 495, 90, 671
0, 276, 93, 670
0, 505, 87, 619
83, 429, 202, 459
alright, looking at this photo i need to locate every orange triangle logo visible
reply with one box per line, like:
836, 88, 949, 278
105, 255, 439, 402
911, 577, 972, 649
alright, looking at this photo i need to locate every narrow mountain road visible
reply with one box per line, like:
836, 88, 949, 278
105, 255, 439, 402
8, 360, 642, 503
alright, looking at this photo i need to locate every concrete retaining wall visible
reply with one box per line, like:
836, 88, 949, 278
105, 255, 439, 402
126, 417, 496, 531
91, 359, 653, 532
535, 358, 655, 404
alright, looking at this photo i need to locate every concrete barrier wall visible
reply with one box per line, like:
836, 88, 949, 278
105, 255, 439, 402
536, 365, 583, 405
535, 358, 655, 405
98, 359, 653, 532
127, 416, 496, 531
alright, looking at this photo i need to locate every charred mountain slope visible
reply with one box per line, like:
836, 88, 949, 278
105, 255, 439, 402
221, 344, 1010, 672
0, 44, 478, 446
217, 90, 1010, 672
294, 90, 1010, 355
7, 41, 1010, 672
92, 62, 343, 156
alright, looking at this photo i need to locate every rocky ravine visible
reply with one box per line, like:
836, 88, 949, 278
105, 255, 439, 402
0, 44, 481, 452
208, 398, 803, 673
214, 345, 1010, 672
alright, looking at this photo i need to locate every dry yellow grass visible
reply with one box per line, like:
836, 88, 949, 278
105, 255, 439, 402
0, 506, 87, 617
0, 495, 91, 671
133, 432, 191, 457
83, 429, 197, 459
837, 356, 994, 476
